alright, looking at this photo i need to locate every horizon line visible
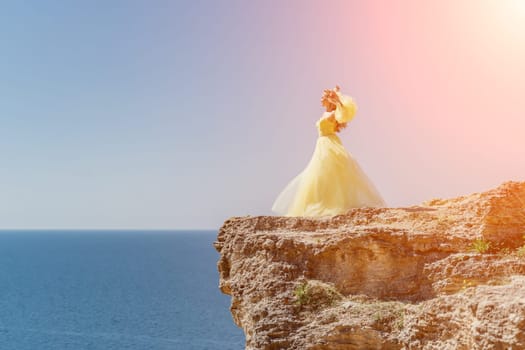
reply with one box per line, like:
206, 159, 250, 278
0, 228, 219, 231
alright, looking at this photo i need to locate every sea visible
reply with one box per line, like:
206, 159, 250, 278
0, 230, 245, 350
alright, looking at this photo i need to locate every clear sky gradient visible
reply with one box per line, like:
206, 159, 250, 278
1, 0, 524, 229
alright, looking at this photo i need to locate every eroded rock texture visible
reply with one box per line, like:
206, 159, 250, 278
214, 181, 525, 349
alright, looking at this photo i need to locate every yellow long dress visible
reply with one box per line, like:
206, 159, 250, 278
271, 93, 386, 217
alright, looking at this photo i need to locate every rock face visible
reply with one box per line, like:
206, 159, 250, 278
214, 181, 525, 350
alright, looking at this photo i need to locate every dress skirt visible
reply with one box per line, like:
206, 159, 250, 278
271, 134, 386, 217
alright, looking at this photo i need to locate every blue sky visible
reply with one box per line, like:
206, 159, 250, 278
1, 1, 524, 229
0, 1, 222, 228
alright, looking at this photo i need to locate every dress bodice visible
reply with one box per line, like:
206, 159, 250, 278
316, 115, 337, 136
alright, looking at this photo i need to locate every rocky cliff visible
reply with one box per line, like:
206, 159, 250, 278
214, 181, 525, 349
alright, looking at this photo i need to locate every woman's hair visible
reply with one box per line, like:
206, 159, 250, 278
321, 90, 337, 110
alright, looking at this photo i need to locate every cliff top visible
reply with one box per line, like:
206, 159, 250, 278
215, 181, 525, 349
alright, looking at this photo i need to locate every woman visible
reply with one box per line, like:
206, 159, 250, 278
271, 85, 386, 217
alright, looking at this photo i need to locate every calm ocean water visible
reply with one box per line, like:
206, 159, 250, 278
0, 230, 245, 350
